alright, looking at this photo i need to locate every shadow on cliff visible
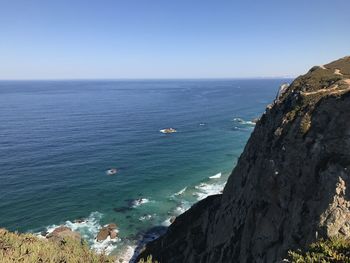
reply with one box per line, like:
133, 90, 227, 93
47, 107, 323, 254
129, 226, 168, 263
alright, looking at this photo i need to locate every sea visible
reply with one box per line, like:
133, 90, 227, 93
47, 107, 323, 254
0, 79, 288, 260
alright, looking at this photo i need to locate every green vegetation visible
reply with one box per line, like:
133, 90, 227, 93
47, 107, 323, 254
284, 105, 301, 122
293, 67, 343, 93
325, 56, 350, 76
138, 255, 159, 263
288, 238, 350, 263
299, 113, 311, 134
278, 58, 350, 134
0, 228, 114, 263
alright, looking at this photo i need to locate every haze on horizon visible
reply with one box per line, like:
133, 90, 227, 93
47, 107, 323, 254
0, 0, 349, 80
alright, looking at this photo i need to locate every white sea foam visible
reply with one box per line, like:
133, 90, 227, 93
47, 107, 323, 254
91, 235, 119, 255
139, 214, 153, 221
175, 205, 186, 215
174, 200, 191, 215
233, 117, 256, 126
174, 187, 187, 196
128, 232, 160, 263
162, 217, 173, 227
119, 245, 137, 263
194, 182, 225, 200
132, 198, 150, 207
209, 172, 221, 179
161, 201, 192, 226
40, 212, 119, 255
245, 121, 256, 125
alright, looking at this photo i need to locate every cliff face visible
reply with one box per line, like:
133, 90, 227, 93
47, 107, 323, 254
137, 56, 350, 263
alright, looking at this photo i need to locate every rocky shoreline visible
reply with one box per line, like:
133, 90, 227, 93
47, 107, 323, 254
137, 56, 350, 263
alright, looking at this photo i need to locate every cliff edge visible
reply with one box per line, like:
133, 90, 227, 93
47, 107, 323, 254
137, 56, 350, 263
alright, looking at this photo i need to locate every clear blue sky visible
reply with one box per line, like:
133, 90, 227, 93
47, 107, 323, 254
0, 0, 349, 79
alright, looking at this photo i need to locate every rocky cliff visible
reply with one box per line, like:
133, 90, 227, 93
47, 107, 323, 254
137, 56, 350, 263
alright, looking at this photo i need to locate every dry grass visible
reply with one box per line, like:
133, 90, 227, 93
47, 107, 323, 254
0, 228, 115, 263
288, 237, 350, 262
299, 113, 311, 134
138, 256, 158, 263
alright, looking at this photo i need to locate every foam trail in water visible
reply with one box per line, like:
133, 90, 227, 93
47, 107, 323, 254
174, 187, 187, 196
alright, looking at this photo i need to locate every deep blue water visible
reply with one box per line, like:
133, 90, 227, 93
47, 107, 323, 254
0, 79, 285, 255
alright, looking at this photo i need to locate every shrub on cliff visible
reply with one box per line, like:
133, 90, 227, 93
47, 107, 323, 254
288, 237, 350, 262
138, 255, 158, 263
0, 228, 114, 263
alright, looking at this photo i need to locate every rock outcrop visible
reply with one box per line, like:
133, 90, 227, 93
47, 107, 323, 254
46, 226, 81, 242
137, 56, 350, 263
96, 223, 118, 241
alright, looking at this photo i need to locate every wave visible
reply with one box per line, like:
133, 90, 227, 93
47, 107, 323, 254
39, 212, 118, 255
91, 234, 119, 255
174, 187, 187, 196
233, 117, 256, 126
35, 175, 227, 258
194, 182, 226, 201
131, 198, 150, 208
209, 172, 221, 179
162, 217, 173, 227
174, 200, 191, 215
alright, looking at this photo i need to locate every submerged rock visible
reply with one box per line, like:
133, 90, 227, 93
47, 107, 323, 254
137, 56, 350, 263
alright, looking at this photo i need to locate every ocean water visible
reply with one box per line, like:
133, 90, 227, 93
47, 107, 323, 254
0, 79, 286, 257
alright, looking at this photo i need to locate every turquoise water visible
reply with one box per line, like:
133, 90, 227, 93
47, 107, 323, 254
0, 79, 284, 255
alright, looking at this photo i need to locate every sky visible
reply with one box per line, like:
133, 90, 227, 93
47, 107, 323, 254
0, 0, 349, 80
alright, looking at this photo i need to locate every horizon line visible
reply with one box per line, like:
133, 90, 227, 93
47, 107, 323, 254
0, 76, 296, 81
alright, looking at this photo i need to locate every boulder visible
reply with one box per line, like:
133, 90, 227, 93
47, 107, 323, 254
107, 223, 117, 230
50, 226, 71, 234
96, 223, 119, 241
96, 227, 109, 241
46, 226, 81, 242
110, 230, 118, 239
